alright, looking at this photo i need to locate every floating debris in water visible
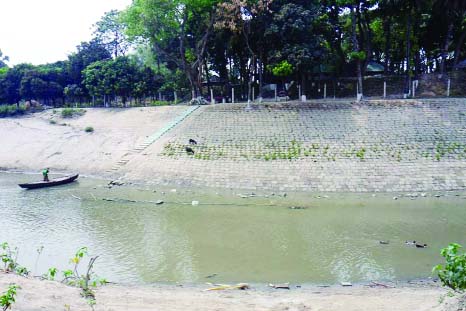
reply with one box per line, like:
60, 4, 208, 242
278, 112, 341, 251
192, 200, 199, 206
269, 283, 290, 290
155, 200, 164, 205
205, 283, 249, 291
237, 193, 257, 198
108, 180, 125, 186
288, 206, 308, 210
340, 282, 352, 287
379, 240, 389, 245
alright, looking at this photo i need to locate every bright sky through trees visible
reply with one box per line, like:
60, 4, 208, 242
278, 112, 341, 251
0, 0, 131, 65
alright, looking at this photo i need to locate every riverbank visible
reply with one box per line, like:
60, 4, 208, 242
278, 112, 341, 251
1, 98, 466, 192
1, 272, 457, 311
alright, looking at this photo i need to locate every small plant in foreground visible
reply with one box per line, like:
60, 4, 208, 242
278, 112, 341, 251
0, 284, 20, 311
84, 126, 94, 133
0, 243, 28, 276
61, 247, 107, 303
44, 267, 58, 281
433, 243, 466, 291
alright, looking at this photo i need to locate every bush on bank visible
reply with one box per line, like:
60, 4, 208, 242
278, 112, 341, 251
433, 243, 466, 291
0, 104, 26, 118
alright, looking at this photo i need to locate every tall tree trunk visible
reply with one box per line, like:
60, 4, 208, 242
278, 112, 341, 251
383, 15, 391, 75
413, 4, 421, 78
258, 54, 263, 100
454, 28, 466, 67
351, 5, 363, 100
440, 21, 454, 74
404, 3, 412, 97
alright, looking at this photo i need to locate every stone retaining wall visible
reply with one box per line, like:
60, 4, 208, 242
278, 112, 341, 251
123, 99, 466, 192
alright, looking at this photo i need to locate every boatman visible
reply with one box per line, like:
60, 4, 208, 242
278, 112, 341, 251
42, 168, 50, 181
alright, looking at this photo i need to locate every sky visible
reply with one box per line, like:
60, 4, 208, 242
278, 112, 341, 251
0, 0, 132, 65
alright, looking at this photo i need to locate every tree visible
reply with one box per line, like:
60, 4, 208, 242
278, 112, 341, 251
265, 1, 325, 95
67, 39, 112, 101
94, 10, 131, 58
123, 0, 220, 98
216, 0, 273, 102
433, 0, 466, 73
82, 56, 159, 106
0, 49, 8, 68
67, 40, 112, 85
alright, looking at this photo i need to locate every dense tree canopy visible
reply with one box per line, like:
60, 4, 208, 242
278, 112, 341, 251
1, 1, 465, 105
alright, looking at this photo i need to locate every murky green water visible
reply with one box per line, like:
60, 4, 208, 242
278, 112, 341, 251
1, 172, 465, 285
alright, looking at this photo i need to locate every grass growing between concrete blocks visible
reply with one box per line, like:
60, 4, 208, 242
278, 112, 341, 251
161, 139, 466, 162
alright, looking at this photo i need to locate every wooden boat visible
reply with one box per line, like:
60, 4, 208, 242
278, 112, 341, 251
18, 174, 79, 190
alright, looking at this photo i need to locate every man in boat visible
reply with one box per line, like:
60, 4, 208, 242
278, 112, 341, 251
42, 168, 50, 182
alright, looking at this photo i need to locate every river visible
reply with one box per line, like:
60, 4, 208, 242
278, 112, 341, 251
1, 172, 465, 285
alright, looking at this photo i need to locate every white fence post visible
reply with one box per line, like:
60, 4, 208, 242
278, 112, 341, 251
174, 91, 177, 103
210, 89, 214, 104
232, 87, 235, 103
412, 81, 416, 98
383, 81, 387, 98
324, 83, 327, 99
447, 79, 451, 97
275, 86, 278, 102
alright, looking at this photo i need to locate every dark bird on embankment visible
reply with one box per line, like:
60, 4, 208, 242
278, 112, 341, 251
189, 138, 198, 145
185, 146, 195, 155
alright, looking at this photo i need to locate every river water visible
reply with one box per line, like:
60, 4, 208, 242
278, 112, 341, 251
1, 172, 465, 285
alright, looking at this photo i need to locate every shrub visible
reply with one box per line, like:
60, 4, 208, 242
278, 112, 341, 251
0, 104, 27, 118
84, 126, 94, 133
433, 243, 466, 291
61, 108, 85, 118
149, 100, 173, 107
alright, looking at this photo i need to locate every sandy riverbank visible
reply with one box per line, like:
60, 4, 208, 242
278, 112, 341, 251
0, 106, 188, 178
1, 272, 459, 311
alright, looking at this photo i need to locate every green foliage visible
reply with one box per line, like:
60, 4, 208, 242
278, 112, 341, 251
44, 267, 58, 281
348, 51, 366, 61
0, 104, 26, 118
0, 242, 29, 276
0, 284, 20, 311
93, 10, 130, 58
149, 100, 173, 106
61, 247, 107, 303
433, 243, 466, 291
61, 108, 85, 118
84, 126, 94, 133
269, 60, 294, 78
355, 147, 366, 160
